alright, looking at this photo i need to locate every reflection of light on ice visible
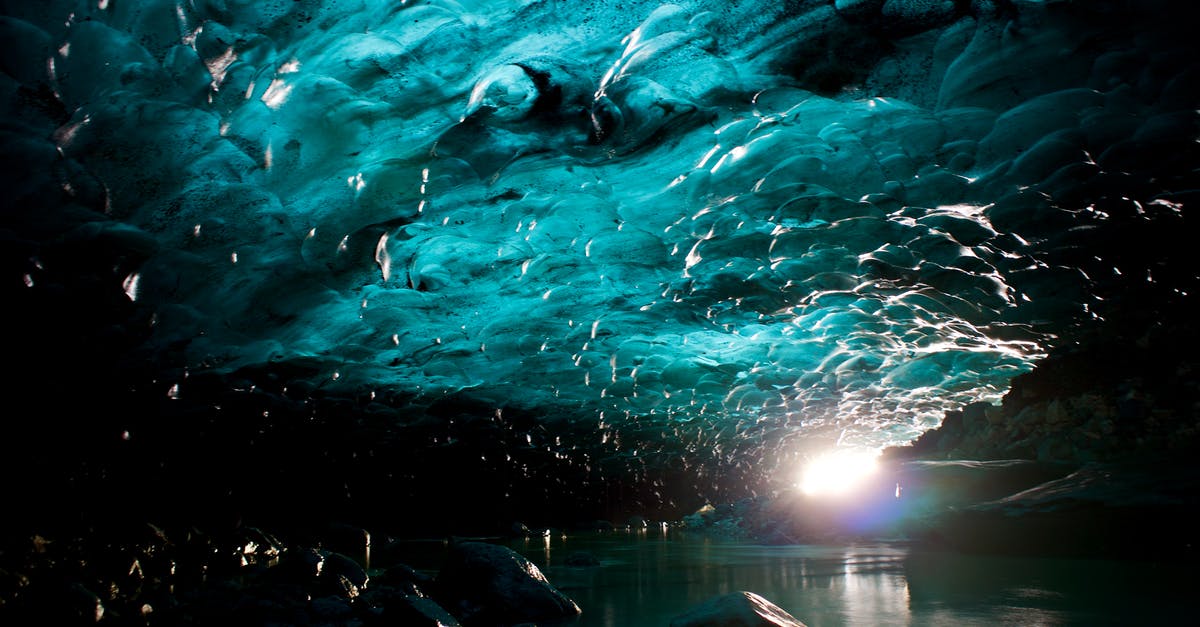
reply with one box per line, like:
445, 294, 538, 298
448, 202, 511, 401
799, 450, 879, 497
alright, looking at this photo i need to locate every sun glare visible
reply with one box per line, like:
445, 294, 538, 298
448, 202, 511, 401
799, 450, 880, 497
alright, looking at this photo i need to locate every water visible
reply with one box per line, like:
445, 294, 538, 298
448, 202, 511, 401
386, 531, 1193, 626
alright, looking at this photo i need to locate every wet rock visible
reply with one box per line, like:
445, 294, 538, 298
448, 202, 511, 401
317, 551, 369, 598
273, 547, 325, 584
378, 594, 462, 627
62, 583, 106, 625
434, 541, 580, 625
309, 595, 355, 622
961, 401, 990, 433
232, 526, 283, 564
372, 563, 434, 597
683, 504, 716, 529
925, 462, 1200, 557
670, 591, 808, 627
892, 459, 1075, 518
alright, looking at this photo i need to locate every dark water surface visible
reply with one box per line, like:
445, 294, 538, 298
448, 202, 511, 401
385, 531, 1192, 626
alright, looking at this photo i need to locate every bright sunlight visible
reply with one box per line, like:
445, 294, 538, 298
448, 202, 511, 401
799, 449, 880, 497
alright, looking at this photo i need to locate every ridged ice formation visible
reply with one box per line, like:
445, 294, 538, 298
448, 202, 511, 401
3, 0, 1196, 473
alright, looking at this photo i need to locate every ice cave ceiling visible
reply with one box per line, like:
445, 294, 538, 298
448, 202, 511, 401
2, 0, 1197, 496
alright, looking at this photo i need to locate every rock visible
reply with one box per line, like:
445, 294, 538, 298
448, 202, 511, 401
68, 583, 106, 624
894, 459, 1074, 518
684, 503, 728, 529
379, 594, 462, 627
273, 547, 325, 583
434, 541, 580, 625
925, 462, 1200, 557
373, 564, 433, 597
232, 526, 283, 564
11, 580, 109, 626
961, 401, 991, 433
670, 591, 808, 627
317, 551, 369, 598
309, 596, 354, 622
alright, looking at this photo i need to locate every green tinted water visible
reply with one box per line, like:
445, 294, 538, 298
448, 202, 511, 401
387, 530, 1192, 626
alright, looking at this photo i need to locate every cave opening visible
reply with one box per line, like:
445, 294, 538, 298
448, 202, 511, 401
2, 0, 1197, 624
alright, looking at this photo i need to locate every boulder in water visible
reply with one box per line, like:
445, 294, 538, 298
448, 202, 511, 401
434, 541, 580, 625
670, 591, 808, 627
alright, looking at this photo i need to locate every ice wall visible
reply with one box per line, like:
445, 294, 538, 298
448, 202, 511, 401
2, 0, 1196, 483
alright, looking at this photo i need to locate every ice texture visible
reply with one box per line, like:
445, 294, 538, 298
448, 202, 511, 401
2, 0, 1196, 479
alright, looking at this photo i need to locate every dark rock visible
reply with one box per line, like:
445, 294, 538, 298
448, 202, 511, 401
434, 541, 580, 625
0, 567, 30, 603
682, 504, 716, 529
11, 578, 112, 626
961, 401, 991, 433
318, 551, 369, 598
893, 459, 1075, 518
273, 547, 325, 583
68, 583, 106, 625
380, 594, 462, 627
924, 461, 1200, 557
310, 595, 355, 622
626, 515, 648, 529
670, 591, 808, 627
232, 526, 283, 564
373, 563, 433, 597
235, 593, 308, 626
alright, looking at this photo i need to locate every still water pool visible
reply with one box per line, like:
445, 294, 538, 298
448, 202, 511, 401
386, 531, 1192, 626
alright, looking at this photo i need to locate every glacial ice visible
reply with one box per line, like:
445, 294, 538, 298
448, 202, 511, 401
2, 0, 1196, 486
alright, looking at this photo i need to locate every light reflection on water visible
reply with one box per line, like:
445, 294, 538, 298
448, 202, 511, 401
390, 531, 1191, 626
541, 536, 914, 626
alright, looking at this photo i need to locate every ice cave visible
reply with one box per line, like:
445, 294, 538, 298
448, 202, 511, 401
1, 0, 1197, 624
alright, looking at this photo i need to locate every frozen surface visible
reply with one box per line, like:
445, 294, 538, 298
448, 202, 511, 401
2, 0, 1196, 482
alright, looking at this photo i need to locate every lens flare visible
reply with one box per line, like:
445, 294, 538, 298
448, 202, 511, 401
799, 450, 880, 497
